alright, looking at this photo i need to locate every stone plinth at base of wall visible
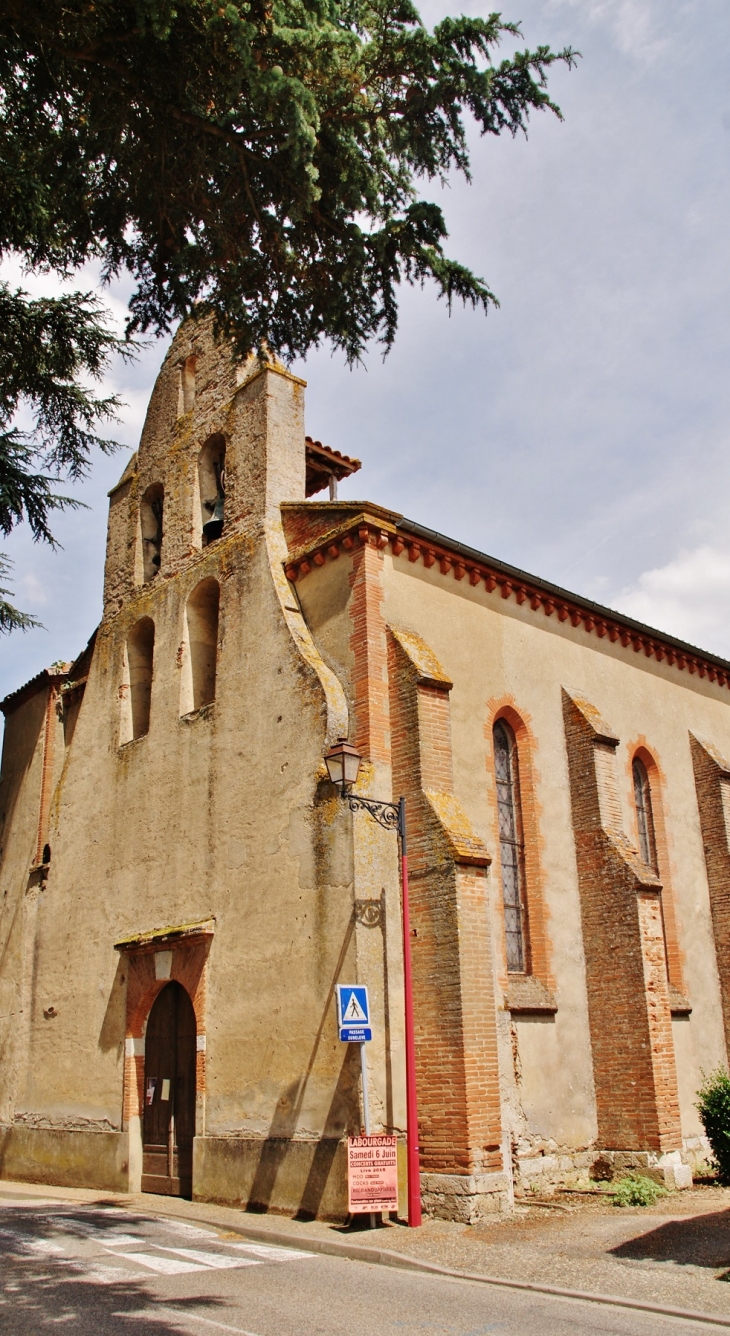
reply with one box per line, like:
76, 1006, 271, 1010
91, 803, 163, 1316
420, 1171, 513, 1223
0, 1125, 130, 1192
517, 1146, 694, 1194
193, 1135, 352, 1221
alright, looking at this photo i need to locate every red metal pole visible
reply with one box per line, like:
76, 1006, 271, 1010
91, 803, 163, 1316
399, 797, 422, 1227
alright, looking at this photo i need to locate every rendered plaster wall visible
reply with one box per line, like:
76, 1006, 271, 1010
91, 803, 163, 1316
379, 550, 729, 1152
0, 686, 68, 1127
0, 326, 399, 1216
286, 531, 407, 1146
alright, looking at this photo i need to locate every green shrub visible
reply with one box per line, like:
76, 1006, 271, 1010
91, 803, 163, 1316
612, 1174, 668, 1208
696, 1067, 730, 1184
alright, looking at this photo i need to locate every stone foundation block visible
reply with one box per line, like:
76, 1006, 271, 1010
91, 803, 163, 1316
515, 1145, 694, 1194
420, 1171, 512, 1223
668, 1163, 693, 1190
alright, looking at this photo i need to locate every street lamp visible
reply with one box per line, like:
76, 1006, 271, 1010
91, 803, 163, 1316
324, 737, 422, 1228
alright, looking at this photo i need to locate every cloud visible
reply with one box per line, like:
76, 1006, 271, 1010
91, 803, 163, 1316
1, 0, 729, 710
547, 0, 671, 61
615, 545, 730, 659
17, 573, 49, 609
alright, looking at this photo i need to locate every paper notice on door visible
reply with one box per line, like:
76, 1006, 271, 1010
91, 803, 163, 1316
145, 1078, 157, 1106
160, 1079, 171, 1101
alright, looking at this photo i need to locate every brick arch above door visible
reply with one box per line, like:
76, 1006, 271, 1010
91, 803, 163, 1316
115, 918, 214, 1149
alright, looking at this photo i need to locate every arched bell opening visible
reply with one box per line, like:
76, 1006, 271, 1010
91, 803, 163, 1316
198, 435, 226, 545
140, 482, 164, 581
141, 981, 197, 1198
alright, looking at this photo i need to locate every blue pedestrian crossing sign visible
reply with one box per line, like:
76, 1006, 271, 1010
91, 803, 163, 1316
336, 985, 372, 1042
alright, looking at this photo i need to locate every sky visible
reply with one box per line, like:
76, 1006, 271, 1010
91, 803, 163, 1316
2, 0, 729, 708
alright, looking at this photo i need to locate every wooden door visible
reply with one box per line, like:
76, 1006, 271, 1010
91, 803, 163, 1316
142, 981, 196, 1197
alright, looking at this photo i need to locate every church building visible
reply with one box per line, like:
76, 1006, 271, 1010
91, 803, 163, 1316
1, 321, 728, 1221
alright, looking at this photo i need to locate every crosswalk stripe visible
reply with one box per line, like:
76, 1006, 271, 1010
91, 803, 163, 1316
117, 1252, 212, 1275
100, 1234, 147, 1247
155, 1247, 262, 1269
162, 1221, 220, 1240
224, 1243, 316, 1261
23, 1238, 66, 1255
77, 1264, 150, 1285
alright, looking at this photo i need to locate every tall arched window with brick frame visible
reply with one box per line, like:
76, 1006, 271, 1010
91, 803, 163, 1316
630, 746, 687, 1004
493, 719, 530, 973
633, 756, 658, 872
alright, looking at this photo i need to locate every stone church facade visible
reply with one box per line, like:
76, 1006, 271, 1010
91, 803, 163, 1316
1, 322, 729, 1220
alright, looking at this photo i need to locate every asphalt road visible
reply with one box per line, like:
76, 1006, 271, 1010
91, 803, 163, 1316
0, 1194, 723, 1335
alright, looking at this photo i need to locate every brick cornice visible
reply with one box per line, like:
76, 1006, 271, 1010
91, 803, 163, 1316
282, 503, 730, 691
283, 508, 397, 580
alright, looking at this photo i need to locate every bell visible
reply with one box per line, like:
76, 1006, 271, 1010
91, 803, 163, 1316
202, 495, 224, 543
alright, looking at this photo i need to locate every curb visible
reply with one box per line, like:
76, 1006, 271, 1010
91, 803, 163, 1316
140, 1201, 730, 1330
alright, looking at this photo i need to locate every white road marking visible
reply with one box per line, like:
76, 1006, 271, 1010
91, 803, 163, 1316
224, 1243, 316, 1261
52, 1218, 113, 1238
154, 1247, 262, 1269
159, 1308, 264, 1335
100, 1234, 148, 1247
0, 1227, 68, 1256
112, 1310, 262, 1336
117, 1252, 212, 1275
24, 1238, 66, 1255
161, 1221, 220, 1240
75, 1265, 147, 1285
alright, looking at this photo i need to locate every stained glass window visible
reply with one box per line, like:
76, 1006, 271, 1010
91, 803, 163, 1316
494, 720, 529, 973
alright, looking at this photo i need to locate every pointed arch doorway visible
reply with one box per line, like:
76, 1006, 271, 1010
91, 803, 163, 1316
142, 981, 196, 1198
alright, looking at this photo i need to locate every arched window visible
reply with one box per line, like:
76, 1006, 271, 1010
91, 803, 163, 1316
140, 483, 164, 581
198, 435, 226, 545
122, 617, 155, 742
181, 578, 220, 714
494, 719, 529, 973
633, 757, 658, 872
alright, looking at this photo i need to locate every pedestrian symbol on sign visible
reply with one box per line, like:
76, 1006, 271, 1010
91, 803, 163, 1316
336, 985, 372, 1042
343, 991, 367, 1023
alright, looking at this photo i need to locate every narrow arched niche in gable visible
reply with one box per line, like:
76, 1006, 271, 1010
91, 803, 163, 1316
178, 355, 197, 416
120, 616, 155, 744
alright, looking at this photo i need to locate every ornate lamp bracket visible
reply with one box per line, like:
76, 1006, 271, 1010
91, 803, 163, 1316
346, 794, 402, 836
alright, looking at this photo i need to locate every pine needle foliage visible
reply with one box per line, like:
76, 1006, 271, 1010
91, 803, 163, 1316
0, 285, 131, 632
1, 0, 576, 363
0, 0, 575, 631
